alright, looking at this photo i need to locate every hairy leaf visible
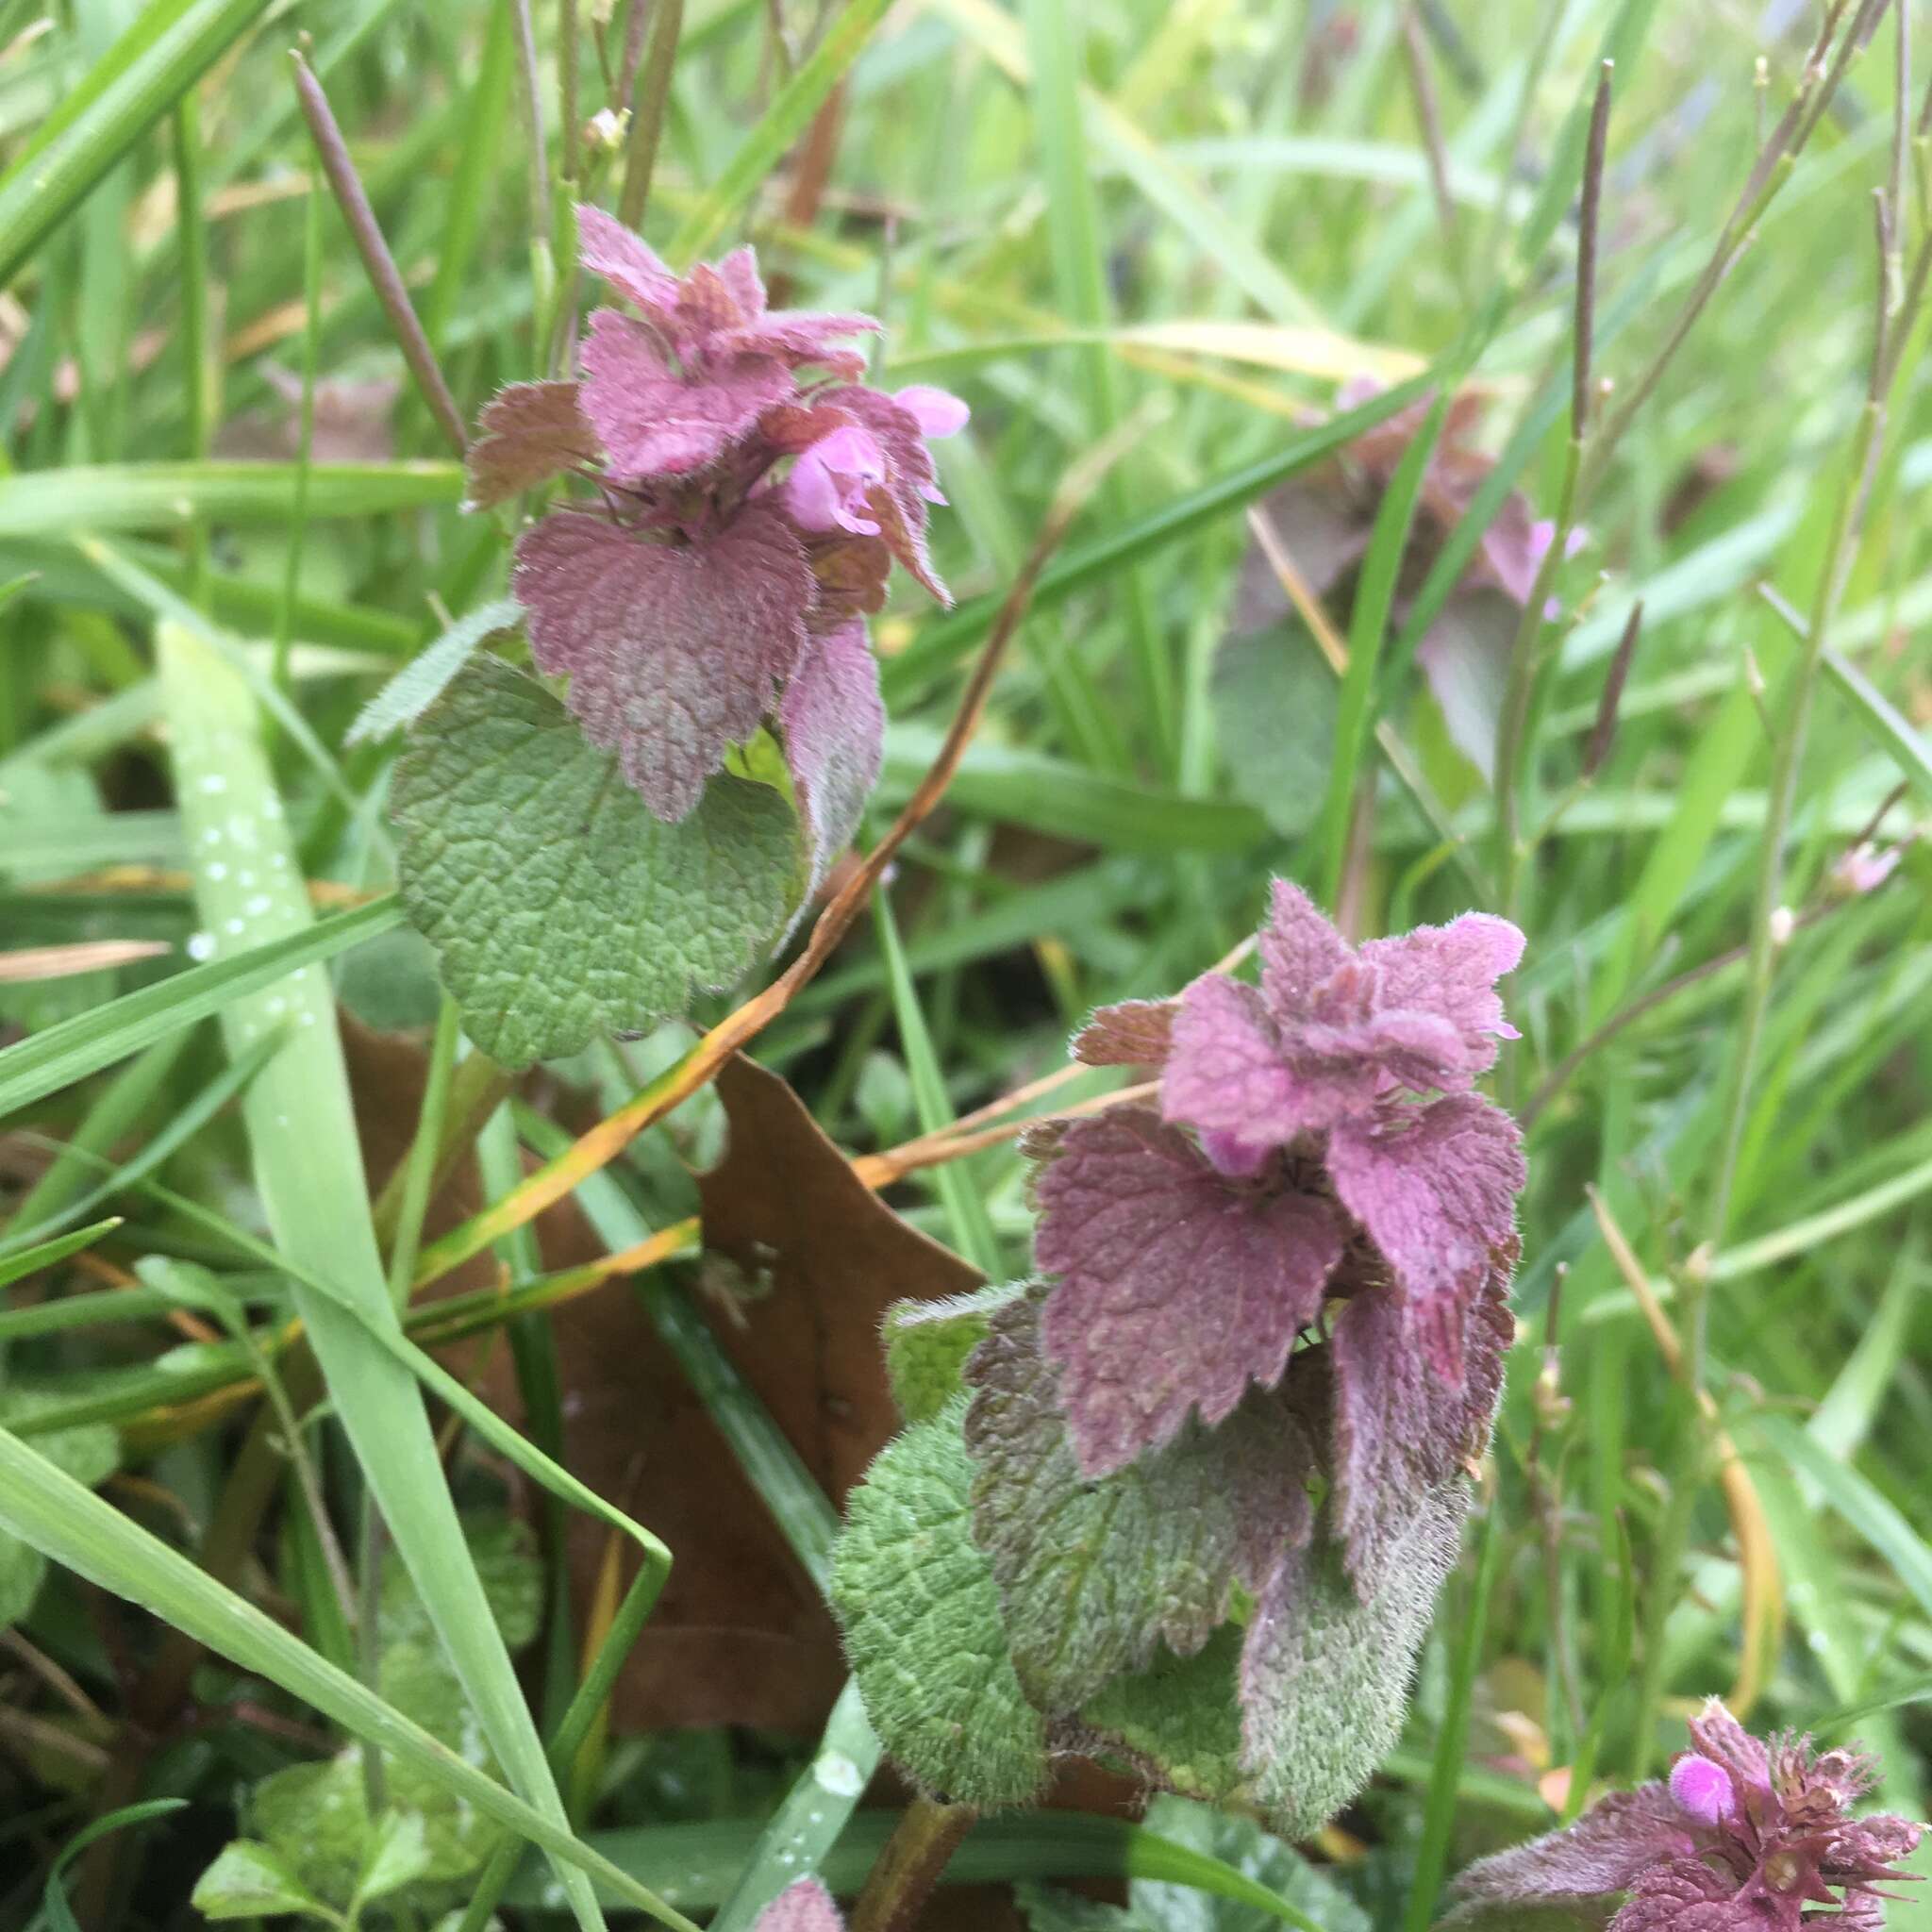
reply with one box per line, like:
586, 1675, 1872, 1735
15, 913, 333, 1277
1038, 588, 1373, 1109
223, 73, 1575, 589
1209, 628, 1337, 840
577, 310, 790, 481
1034, 1106, 1343, 1475
1331, 1268, 1510, 1593
1324, 1094, 1524, 1378
391, 656, 801, 1066
883, 1284, 1024, 1425
965, 1287, 1315, 1709
1071, 999, 1175, 1068
1238, 1488, 1467, 1840
1078, 1629, 1247, 1807
1137, 1794, 1374, 1932
515, 504, 813, 822
830, 1398, 1050, 1807
462, 381, 599, 510
344, 598, 522, 746
780, 618, 886, 893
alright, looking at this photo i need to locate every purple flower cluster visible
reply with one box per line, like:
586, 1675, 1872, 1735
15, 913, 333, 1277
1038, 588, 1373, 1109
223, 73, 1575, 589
465, 207, 966, 874
1036, 879, 1525, 1590
1451, 1700, 1924, 1931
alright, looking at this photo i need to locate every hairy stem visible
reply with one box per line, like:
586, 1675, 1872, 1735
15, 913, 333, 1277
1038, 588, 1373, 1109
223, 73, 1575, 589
848, 1797, 975, 1932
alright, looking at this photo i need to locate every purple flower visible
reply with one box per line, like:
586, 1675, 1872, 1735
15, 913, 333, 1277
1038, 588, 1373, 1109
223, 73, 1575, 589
1037, 880, 1524, 1591
751, 1879, 844, 1932
466, 207, 968, 870
1449, 1701, 1924, 1932
784, 424, 889, 535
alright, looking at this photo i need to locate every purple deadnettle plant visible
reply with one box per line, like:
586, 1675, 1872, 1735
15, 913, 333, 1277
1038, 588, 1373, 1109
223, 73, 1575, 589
381, 210, 968, 1065
1447, 1700, 1924, 1931
475, 205, 966, 848
830, 880, 1528, 1840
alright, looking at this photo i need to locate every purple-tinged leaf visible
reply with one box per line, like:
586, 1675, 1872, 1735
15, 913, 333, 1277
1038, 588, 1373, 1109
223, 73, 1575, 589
1415, 592, 1516, 784
1257, 879, 1354, 1016
1238, 1487, 1466, 1840
575, 202, 679, 319
1607, 1863, 1753, 1932
1359, 911, 1524, 1066
1033, 1107, 1343, 1475
805, 530, 893, 618
1162, 972, 1369, 1151
720, 309, 878, 377
463, 381, 600, 510
963, 1285, 1317, 1710
1446, 1787, 1699, 1916
1684, 1698, 1773, 1793
1324, 1094, 1524, 1374
781, 618, 885, 893
578, 309, 791, 480
515, 504, 813, 822
753, 1879, 844, 1932
1330, 1264, 1511, 1592
1071, 999, 1175, 1068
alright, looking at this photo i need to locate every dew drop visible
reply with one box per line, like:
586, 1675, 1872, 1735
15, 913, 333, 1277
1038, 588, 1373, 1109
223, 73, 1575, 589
186, 932, 215, 961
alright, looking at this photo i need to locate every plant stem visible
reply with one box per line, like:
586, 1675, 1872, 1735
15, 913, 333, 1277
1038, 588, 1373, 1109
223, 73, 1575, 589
848, 1797, 975, 1932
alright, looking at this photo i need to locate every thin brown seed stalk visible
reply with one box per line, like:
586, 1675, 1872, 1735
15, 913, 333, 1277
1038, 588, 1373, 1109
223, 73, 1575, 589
289, 52, 469, 458
1400, 6, 1463, 296
1574, 62, 1612, 433
1582, 598, 1642, 778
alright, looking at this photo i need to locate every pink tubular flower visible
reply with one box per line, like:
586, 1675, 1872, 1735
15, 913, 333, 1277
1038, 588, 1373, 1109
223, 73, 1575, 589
783, 424, 888, 535
1039, 879, 1524, 1592
1449, 1700, 1924, 1932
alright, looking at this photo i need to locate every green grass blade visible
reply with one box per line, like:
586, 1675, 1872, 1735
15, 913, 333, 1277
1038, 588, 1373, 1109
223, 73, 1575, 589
0, 1218, 122, 1292
1755, 1415, 1932, 1626
874, 888, 1002, 1277
664, 0, 891, 266
0, 463, 461, 538
884, 366, 1437, 703
0, 899, 402, 1118
0, 1426, 695, 1929
0, 0, 272, 291
152, 619, 612, 1932
1822, 646, 1932, 807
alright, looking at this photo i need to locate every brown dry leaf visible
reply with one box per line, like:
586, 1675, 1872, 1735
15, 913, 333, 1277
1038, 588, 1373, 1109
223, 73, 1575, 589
351, 1025, 983, 1733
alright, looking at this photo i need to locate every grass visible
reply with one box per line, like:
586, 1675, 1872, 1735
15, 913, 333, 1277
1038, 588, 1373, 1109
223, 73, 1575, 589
1, 0, 1931, 1928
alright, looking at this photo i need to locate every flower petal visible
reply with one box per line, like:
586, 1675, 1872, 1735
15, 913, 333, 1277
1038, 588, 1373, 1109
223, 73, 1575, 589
893, 384, 971, 438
